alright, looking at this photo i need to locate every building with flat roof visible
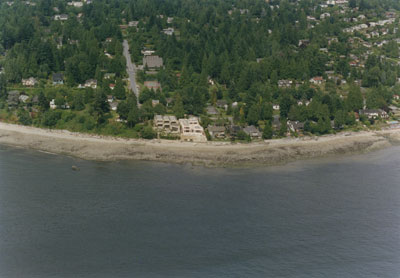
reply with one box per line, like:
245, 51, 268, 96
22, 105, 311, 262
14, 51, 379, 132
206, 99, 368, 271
154, 115, 180, 134
179, 117, 207, 142
143, 55, 163, 69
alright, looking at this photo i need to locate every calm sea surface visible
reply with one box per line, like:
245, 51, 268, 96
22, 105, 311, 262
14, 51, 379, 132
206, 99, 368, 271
0, 145, 399, 278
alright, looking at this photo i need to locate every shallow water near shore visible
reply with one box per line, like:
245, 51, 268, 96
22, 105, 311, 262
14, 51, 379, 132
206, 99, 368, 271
0, 145, 399, 277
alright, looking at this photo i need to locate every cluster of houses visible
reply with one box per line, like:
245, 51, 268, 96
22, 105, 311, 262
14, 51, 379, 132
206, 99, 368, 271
141, 51, 164, 91
154, 115, 207, 142
153, 114, 265, 142
7, 91, 31, 107
343, 18, 395, 33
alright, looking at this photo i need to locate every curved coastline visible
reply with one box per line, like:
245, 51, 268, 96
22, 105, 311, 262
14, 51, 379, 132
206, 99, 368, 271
0, 122, 399, 167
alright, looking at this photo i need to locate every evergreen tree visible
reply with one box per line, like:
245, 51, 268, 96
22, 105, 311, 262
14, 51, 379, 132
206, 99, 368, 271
262, 121, 273, 139
279, 118, 287, 136
173, 93, 185, 118
247, 104, 260, 126
346, 86, 363, 112
114, 79, 126, 100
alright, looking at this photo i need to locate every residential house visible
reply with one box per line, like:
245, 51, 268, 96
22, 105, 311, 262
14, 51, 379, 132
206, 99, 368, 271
104, 73, 115, 80
327, 37, 338, 45
325, 70, 335, 79
84, 79, 97, 89
129, 21, 139, 27
19, 94, 29, 103
179, 117, 207, 142
50, 99, 69, 109
110, 101, 118, 111
163, 27, 174, 36
278, 79, 293, 88
320, 12, 330, 19
243, 125, 262, 139
67, 1, 83, 7
7, 91, 20, 107
107, 95, 114, 103
104, 52, 113, 59
49, 99, 57, 109
272, 115, 281, 129
216, 99, 228, 110
206, 106, 219, 116
22, 77, 37, 87
141, 50, 155, 56
109, 83, 115, 90
298, 39, 310, 48
152, 99, 160, 107
143, 55, 163, 69
273, 104, 280, 110
349, 60, 359, 67
31, 95, 39, 106
385, 11, 396, 18
287, 121, 305, 133
207, 125, 226, 139
52, 73, 64, 85
166, 98, 173, 107
54, 14, 68, 21
309, 76, 324, 85
389, 105, 400, 117
358, 14, 366, 20
359, 109, 388, 119
154, 115, 180, 134
229, 125, 242, 137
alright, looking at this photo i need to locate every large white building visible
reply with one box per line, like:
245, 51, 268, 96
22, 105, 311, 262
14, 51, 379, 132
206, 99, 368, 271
179, 117, 207, 142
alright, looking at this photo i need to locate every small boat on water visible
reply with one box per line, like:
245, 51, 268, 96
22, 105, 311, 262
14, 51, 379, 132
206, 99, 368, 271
71, 165, 80, 171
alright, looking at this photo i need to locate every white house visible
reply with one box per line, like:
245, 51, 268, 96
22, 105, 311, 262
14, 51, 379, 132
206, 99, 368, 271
22, 77, 37, 87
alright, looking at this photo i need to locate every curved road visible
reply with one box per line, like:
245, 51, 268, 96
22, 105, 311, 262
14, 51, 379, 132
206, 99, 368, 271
123, 39, 139, 104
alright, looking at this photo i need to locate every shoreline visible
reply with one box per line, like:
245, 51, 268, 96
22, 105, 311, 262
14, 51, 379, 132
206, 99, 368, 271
0, 122, 400, 167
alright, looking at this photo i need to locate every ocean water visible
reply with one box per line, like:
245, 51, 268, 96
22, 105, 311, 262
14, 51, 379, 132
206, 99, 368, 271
0, 145, 399, 278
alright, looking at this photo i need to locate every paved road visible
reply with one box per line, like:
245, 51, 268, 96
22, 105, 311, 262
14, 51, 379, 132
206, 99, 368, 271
122, 39, 139, 103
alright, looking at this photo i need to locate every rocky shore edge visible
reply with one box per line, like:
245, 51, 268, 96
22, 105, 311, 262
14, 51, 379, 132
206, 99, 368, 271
0, 122, 399, 167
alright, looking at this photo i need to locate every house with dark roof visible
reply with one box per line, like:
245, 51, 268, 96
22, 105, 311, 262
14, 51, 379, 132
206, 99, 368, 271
229, 125, 242, 138
52, 73, 64, 85
287, 121, 305, 133
243, 125, 262, 139
7, 90, 20, 107
206, 106, 219, 115
207, 125, 226, 139
272, 115, 281, 129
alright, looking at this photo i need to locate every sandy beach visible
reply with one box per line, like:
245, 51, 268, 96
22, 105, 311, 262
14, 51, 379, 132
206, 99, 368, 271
0, 122, 399, 166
